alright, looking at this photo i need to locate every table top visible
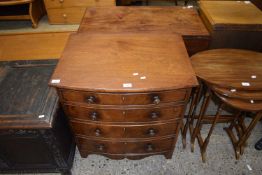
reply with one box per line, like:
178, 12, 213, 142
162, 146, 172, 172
0, 60, 58, 129
191, 49, 262, 90
78, 6, 210, 38
50, 33, 198, 92
199, 1, 262, 31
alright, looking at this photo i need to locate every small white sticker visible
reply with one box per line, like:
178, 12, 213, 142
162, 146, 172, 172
51, 79, 60, 84
230, 89, 236, 92
133, 73, 139, 76
187, 5, 193, 8
247, 164, 252, 171
123, 83, 132, 88
251, 75, 257, 79
38, 115, 45, 118
244, 1, 251, 4
140, 76, 146, 80
250, 100, 254, 104
242, 82, 250, 86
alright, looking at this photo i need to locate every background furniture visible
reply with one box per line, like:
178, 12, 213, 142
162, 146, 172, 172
78, 6, 210, 56
44, 0, 115, 24
50, 33, 198, 159
0, 0, 45, 28
0, 60, 75, 174
188, 49, 262, 162
199, 1, 262, 52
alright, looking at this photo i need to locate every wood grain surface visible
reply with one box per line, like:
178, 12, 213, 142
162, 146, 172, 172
50, 33, 198, 92
79, 6, 209, 36
191, 49, 262, 90
199, 1, 262, 31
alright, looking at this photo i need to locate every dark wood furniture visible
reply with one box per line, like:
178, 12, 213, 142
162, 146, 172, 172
187, 49, 262, 162
0, 0, 45, 28
50, 33, 198, 159
0, 60, 75, 174
78, 6, 210, 56
199, 1, 262, 52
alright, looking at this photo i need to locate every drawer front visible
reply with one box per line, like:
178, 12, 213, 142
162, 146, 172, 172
46, 7, 86, 24
125, 138, 174, 154
44, 0, 115, 9
60, 89, 189, 105
64, 104, 184, 122
70, 121, 125, 138
76, 137, 125, 154
75, 137, 174, 155
125, 122, 179, 138
70, 121, 179, 138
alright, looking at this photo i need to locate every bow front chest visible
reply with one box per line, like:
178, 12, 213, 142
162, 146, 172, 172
50, 33, 198, 159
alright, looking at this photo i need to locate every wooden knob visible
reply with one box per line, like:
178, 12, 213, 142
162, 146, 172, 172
86, 96, 96, 104
95, 128, 101, 136
146, 143, 154, 152
59, 0, 64, 3
153, 96, 160, 104
147, 128, 157, 136
96, 144, 104, 151
62, 13, 67, 18
150, 112, 159, 119
90, 112, 98, 121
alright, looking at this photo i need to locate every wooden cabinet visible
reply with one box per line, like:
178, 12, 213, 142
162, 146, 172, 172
0, 60, 75, 174
199, 1, 262, 52
44, 0, 115, 24
78, 6, 210, 56
50, 33, 198, 159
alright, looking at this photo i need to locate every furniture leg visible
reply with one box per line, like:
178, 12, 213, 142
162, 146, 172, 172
191, 90, 211, 152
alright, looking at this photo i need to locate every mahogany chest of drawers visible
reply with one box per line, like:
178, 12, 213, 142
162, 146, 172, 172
199, 1, 262, 52
0, 60, 75, 174
50, 33, 198, 159
44, 0, 115, 24
78, 6, 210, 56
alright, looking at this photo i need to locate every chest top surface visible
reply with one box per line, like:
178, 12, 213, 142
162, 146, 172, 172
78, 6, 209, 37
191, 49, 262, 90
199, 1, 262, 30
50, 33, 198, 92
0, 60, 58, 129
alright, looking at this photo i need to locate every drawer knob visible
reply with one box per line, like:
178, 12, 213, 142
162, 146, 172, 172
96, 144, 105, 151
146, 143, 154, 152
90, 112, 98, 121
86, 96, 96, 104
62, 13, 67, 18
153, 96, 160, 105
150, 112, 159, 119
59, 0, 64, 3
95, 128, 101, 136
147, 128, 157, 136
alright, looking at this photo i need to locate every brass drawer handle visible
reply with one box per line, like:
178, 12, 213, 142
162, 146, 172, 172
96, 144, 105, 151
95, 128, 101, 136
150, 112, 159, 119
62, 13, 67, 18
147, 128, 157, 136
86, 96, 96, 104
153, 95, 160, 105
146, 143, 154, 152
90, 112, 98, 121
59, 0, 64, 3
